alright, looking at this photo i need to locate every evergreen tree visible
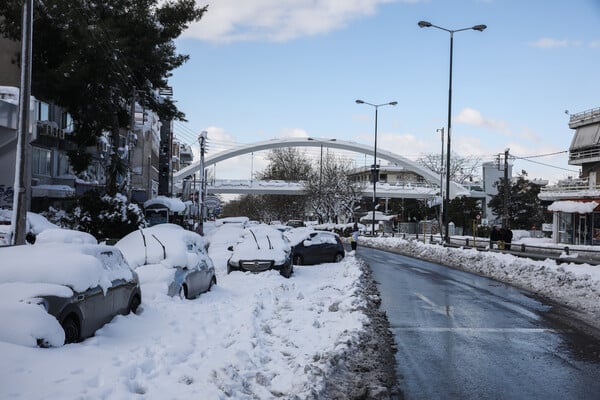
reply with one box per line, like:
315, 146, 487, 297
0, 0, 207, 175
488, 173, 546, 229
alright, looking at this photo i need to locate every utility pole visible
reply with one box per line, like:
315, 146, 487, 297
198, 131, 207, 235
503, 148, 510, 229
11, 0, 33, 246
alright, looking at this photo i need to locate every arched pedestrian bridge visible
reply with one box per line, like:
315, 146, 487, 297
174, 137, 471, 199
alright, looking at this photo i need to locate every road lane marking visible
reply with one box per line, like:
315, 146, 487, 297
415, 292, 453, 317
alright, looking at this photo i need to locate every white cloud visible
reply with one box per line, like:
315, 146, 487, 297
455, 107, 511, 136
590, 40, 600, 48
280, 128, 309, 138
183, 0, 411, 43
528, 38, 582, 49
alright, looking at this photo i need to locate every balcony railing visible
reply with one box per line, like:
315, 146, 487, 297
569, 146, 600, 164
569, 107, 600, 127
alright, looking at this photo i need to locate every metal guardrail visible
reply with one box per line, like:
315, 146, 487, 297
371, 233, 600, 265
445, 236, 600, 265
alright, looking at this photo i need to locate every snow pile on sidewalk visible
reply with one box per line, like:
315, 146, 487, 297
0, 257, 370, 399
360, 236, 600, 330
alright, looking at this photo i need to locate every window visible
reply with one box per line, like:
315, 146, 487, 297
37, 101, 49, 121
57, 152, 72, 176
61, 111, 73, 132
32, 147, 51, 176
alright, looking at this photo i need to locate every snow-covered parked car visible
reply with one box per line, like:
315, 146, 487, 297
0, 243, 141, 347
116, 224, 216, 299
285, 228, 345, 265
227, 225, 294, 278
35, 228, 98, 245
0, 210, 59, 245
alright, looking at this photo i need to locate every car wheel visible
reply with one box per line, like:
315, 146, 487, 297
61, 316, 80, 344
128, 295, 141, 314
293, 254, 302, 265
334, 253, 344, 263
179, 284, 189, 299
280, 263, 293, 279
208, 276, 217, 291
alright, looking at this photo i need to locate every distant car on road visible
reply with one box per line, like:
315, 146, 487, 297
116, 224, 216, 299
286, 229, 345, 265
227, 225, 293, 278
0, 243, 141, 347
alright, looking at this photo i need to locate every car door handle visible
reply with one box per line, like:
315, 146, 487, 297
76, 294, 85, 302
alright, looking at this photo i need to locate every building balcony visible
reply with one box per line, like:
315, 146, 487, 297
569, 145, 600, 165
569, 107, 600, 129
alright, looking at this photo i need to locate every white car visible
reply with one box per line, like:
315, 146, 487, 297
227, 225, 293, 278
116, 224, 216, 299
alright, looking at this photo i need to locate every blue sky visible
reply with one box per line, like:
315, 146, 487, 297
168, 0, 600, 184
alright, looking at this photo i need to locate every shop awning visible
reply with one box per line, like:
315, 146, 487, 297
547, 200, 599, 214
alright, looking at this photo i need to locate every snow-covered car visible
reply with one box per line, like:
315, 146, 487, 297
35, 228, 98, 245
227, 225, 294, 278
0, 210, 59, 245
116, 224, 216, 299
0, 243, 141, 347
286, 229, 345, 265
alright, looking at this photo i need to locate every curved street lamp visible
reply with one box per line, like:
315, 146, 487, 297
418, 20, 486, 243
355, 99, 398, 236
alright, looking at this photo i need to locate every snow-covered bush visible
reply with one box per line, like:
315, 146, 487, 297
42, 190, 146, 240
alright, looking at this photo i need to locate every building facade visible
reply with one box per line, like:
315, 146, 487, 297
539, 107, 600, 245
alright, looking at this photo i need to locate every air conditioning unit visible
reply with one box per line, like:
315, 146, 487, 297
58, 129, 65, 139
50, 126, 58, 137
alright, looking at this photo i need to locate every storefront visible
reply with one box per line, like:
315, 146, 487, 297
548, 200, 600, 245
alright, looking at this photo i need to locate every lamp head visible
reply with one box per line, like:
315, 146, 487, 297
418, 20, 432, 28
389, 101, 398, 106
472, 24, 487, 32
355, 99, 365, 104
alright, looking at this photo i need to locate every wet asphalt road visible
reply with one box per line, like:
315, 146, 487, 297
358, 246, 600, 400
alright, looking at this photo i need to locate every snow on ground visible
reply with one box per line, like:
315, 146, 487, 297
0, 223, 367, 399
4, 219, 600, 398
360, 235, 600, 331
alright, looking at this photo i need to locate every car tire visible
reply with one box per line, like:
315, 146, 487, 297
128, 295, 141, 314
280, 263, 293, 279
179, 284, 189, 299
208, 276, 217, 291
61, 316, 80, 344
334, 253, 344, 263
293, 254, 303, 265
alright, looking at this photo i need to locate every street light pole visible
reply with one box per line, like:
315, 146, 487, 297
355, 99, 398, 236
418, 20, 486, 243
436, 127, 444, 238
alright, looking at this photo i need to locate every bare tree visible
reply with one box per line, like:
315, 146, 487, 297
303, 152, 365, 223
253, 148, 312, 221
416, 153, 482, 184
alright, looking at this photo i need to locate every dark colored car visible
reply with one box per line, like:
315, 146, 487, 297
0, 243, 141, 347
287, 229, 345, 265
227, 226, 294, 278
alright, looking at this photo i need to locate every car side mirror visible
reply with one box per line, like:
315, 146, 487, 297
227, 245, 234, 251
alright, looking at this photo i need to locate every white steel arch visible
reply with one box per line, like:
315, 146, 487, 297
173, 137, 469, 198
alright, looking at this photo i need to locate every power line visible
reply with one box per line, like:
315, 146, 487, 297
518, 150, 569, 159
512, 155, 578, 172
